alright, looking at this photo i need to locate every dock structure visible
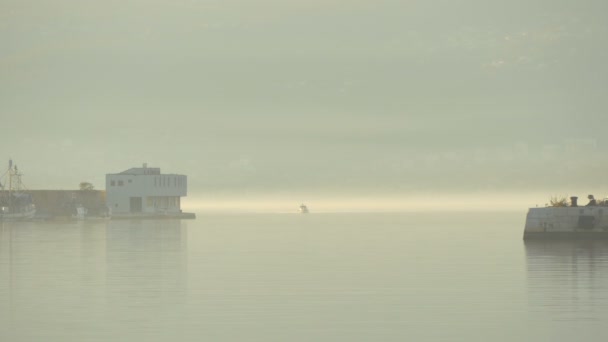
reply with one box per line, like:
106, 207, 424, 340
105, 164, 195, 219
524, 206, 608, 239
0, 190, 107, 219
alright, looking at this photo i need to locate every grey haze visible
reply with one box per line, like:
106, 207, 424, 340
1, 0, 607, 203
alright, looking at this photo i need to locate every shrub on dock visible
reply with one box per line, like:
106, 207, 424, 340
549, 196, 569, 207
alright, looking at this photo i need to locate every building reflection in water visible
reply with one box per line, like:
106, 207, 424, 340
104, 219, 189, 336
105, 219, 188, 299
524, 240, 608, 321
0, 219, 188, 340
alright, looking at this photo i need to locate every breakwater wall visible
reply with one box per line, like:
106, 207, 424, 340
524, 206, 608, 239
0, 190, 107, 218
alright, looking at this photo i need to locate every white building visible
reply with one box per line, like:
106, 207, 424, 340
106, 164, 188, 215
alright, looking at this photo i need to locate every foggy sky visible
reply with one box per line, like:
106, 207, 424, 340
2, 0, 608, 198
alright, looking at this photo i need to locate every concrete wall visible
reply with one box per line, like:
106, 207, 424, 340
0, 190, 107, 218
106, 174, 187, 214
524, 206, 608, 240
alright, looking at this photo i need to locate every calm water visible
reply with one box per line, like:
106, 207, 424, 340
1, 212, 608, 341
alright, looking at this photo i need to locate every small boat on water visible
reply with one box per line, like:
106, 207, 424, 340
71, 204, 110, 221
73, 205, 88, 220
299, 204, 309, 214
0, 160, 36, 221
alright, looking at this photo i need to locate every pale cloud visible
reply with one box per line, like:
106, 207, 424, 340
229, 156, 256, 172
2, 0, 608, 194
484, 59, 506, 68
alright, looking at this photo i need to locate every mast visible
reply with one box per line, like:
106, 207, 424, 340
8, 160, 12, 212
1, 160, 34, 218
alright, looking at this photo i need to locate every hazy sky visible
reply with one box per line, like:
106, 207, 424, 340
2, 0, 608, 199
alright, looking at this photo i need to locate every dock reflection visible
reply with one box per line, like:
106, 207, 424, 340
0, 219, 189, 337
524, 240, 608, 321
525, 239, 608, 268
105, 219, 189, 299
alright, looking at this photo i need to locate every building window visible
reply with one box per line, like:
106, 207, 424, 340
118, 180, 124, 186
154, 177, 157, 186
110, 180, 115, 186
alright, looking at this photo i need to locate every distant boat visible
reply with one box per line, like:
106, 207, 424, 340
299, 204, 309, 214
0, 160, 36, 220
73, 205, 87, 220
71, 204, 110, 221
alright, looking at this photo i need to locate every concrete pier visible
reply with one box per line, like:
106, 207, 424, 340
524, 206, 608, 240
110, 212, 196, 220
1, 190, 107, 219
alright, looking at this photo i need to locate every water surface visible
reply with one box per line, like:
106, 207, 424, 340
1, 212, 608, 341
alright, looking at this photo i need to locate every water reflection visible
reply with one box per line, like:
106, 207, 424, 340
524, 240, 608, 321
105, 219, 188, 307
0, 219, 188, 341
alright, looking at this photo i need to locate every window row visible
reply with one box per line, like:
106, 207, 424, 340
109, 177, 184, 187
146, 196, 179, 208
153, 176, 185, 187
109, 180, 125, 186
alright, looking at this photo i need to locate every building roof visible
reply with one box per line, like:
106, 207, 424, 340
106, 163, 187, 176
117, 167, 161, 175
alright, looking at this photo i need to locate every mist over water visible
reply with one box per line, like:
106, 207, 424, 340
181, 190, 608, 214
3, 1, 608, 341
183, 192, 550, 213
